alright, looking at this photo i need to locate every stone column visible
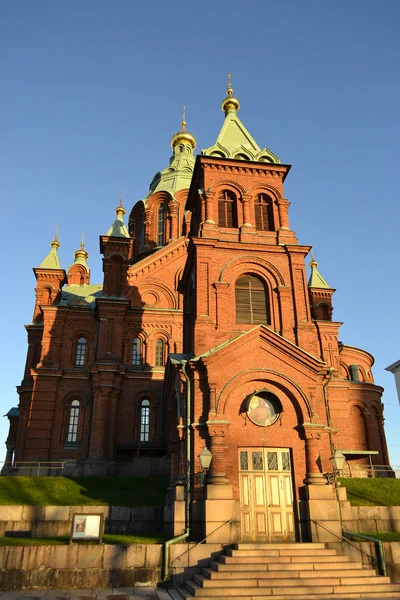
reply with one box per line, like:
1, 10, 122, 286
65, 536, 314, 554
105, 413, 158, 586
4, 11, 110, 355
304, 432, 326, 485
203, 419, 240, 542
169, 201, 179, 241
277, 198, 290, 229
206, 422, 229, 485
302, 424, 343, 542
242, 194, 252, 226
205, 192, 215, 223
143, 208, 152, 249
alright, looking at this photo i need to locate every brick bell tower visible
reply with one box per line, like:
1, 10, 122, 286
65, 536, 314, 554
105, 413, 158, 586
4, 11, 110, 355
164, 79, 387, 543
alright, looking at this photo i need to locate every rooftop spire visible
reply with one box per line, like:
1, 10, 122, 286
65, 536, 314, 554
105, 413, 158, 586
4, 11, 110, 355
221, 73, 240, 114
202, 78, 279, 163
72, 232, 89, 267
39, 225, 61, 269
308, 252, 331, 289
106, 195, 130, 238
170, 105, 197, 150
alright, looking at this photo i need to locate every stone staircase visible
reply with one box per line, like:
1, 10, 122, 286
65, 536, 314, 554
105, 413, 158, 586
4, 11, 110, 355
168, 542, 400, 599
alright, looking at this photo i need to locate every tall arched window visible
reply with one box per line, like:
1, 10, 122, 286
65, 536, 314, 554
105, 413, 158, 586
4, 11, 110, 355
218, 191, 237, 228
255, 194, 274, 231
75, 337, 86, 367
155, 338, 165, 367
235, 275, 270, 324
140, 399, 150, 441
132, 337, 142, 366
158, 203, 166, 245
67, 400, 80, 444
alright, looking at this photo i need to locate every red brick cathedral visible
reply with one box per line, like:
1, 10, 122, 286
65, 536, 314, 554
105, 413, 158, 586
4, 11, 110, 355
4, 82, 390, 541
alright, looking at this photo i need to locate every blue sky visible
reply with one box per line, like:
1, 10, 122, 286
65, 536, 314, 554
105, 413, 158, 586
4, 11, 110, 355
1, 0, 399, 467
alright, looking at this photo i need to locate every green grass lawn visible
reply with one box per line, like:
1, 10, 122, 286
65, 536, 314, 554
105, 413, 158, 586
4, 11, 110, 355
0, 476, 169, 507
348, 532, 400, 542
339, 477, 400, 506
0, 533, 168, 546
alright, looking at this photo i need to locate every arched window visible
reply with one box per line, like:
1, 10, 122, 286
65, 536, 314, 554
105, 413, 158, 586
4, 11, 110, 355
75, 337, 86, 367
157, 203, 166, 245
67, 400, 80, 444
155, 338, 165, 367
235, 275, 270, 324
218, 191, 237, 228
255, 194, 274, 231
140, 399, 150, 441
132, 337, 142, 366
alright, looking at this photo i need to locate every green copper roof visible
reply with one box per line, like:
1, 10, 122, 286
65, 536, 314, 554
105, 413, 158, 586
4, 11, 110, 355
308, 256, 331, 289
58, 284, 103, 308
106, 199, 130, 238
144, 115, 196, 202
201, 81, 279, 163
38, 231, 61, 269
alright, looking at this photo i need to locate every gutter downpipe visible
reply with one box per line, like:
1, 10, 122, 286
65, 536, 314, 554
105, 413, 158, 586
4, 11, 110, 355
163, 359, 191, 580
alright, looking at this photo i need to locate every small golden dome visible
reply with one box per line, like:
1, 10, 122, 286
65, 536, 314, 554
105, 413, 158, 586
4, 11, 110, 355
170, 106, 197, 150
221, 73, 240, 113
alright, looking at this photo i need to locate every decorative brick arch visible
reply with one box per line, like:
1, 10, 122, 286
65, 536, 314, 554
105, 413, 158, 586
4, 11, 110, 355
216, 368, 313, 423
127, 280, 177, 309
146, 190, 174, 212
208, 180, 247, 198
246, 182, 283, 200
219, 255, 285, 287
61, 389, 90, 407
216, 256, 285, 333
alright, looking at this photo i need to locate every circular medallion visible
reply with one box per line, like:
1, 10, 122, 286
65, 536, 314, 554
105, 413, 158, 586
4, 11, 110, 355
246, 391, 281, 427
142, 291, 158, 307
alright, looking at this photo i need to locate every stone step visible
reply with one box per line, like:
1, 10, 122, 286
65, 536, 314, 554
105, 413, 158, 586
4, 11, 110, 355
184, 581, 400, 597
226, 548, 338, 557
234, 542, 326, 550
219, 553, 350, 564
174, 592, 400, 600
193, 573, 391, 588
210, 560, 370, 572
202, 567, 374, 580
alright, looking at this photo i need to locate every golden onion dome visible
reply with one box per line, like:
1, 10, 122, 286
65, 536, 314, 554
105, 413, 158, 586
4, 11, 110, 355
170, 106, 197, 150
221, 73, 240, 113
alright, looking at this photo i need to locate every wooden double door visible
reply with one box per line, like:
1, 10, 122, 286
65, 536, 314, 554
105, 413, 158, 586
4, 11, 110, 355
239, 447, 295, 541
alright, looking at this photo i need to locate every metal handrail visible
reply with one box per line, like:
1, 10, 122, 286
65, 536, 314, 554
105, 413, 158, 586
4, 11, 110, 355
0, 461, 66, 476
170, 518, 233, 567
312, 520, 386, 576
342, 529, 387, 577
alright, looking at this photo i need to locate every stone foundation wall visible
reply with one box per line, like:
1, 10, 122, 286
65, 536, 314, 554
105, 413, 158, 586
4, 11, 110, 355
0, 506, 163, 537
0, 544, 162, 590
343, 506, 400, 534
0, 542, 225, 590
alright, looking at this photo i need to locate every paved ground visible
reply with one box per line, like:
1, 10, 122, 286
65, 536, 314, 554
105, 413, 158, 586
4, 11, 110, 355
0, 589, 171, 600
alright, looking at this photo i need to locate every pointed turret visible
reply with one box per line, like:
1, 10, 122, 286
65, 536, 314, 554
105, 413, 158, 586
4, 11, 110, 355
39, 227, 61, 269
308, 254, 331, 289
202, 75, 279, 163
106, 198, 130, 238
100, 197, 134, 297
32, 227, 66, 322
308, 253, 335, 321
68, 234, 90, 285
